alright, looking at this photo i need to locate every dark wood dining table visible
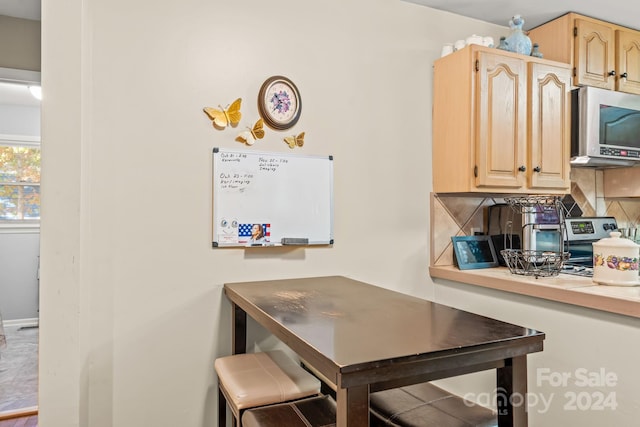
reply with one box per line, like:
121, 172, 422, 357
224, 276, 545, 427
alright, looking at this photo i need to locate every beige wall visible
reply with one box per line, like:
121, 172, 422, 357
39, 1, 505, 426
40, 1, 640, 425
0, 15, 40, 71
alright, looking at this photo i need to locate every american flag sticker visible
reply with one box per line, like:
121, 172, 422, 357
238, 223, 271, 242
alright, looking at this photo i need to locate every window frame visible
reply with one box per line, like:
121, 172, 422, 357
0, 134, 41, 232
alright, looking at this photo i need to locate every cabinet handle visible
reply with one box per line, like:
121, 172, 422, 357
621, 72, 628, 79
608, 70, 616, 77
518, 165, 526, 172
534, 166, 541, 173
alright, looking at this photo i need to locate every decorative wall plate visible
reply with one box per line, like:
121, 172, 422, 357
258, 76, 301, 130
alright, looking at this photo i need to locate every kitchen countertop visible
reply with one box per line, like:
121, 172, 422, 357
430, 265, 640, 318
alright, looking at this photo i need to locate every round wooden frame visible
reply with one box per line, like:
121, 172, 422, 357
257, 75, 302, 130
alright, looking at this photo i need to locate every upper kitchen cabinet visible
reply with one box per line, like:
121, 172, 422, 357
528, 13, 640, 94
432, 45, 571, 194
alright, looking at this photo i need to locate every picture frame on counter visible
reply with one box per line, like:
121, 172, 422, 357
451, 235, 499, 270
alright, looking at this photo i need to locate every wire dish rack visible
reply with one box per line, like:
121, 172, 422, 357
501, 195, 570, 278
503, 195, 563, 214
500, 249, 570, 278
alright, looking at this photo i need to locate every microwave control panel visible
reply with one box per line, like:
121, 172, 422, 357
600, 147, 640, 159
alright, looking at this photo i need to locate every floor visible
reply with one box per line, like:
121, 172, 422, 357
0, 325, 38, 413
0, 414, 38, 427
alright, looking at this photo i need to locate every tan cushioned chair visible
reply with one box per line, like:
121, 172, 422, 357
215, 350, 321, 427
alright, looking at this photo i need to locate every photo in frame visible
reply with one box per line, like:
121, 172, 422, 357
451, 235, 500, 270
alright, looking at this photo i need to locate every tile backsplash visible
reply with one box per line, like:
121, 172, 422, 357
431, 169, 640, 266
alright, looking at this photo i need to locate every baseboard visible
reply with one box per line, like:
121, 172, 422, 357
0, 406, 38, 421
2, 317, 39, 328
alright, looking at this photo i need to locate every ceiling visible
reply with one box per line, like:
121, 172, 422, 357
0, 0, 634, 31
0, 1, 637, 39
405, 0, 638, 31
0, 0, 40, 21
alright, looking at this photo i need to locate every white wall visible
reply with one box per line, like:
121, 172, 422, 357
0, 232, 39, 320
39, 1, 507, 426
0, 105, 40, 135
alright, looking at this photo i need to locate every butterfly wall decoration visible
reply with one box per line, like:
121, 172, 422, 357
236, 118, 265, 146
203, 98, 242, 130
284, 132, 305, 149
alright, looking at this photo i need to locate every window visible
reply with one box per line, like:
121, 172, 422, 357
0, 137, 41, 223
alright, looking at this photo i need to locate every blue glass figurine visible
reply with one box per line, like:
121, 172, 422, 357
531, 43, 543, 58
497, 36, 509, 51
505, 15, 532, 55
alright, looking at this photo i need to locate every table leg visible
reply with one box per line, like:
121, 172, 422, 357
496, 355, 528, 427
231, 303, 247, 355
336, 384, 369, 427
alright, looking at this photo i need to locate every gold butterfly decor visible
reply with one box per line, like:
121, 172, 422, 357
236, 118, 265, 146
203, 98, 242, 130
284, 132, 305, 149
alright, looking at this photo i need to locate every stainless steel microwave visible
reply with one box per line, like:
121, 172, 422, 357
571, 86, 640, 167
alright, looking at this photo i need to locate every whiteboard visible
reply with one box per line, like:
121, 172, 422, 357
212, 148, 334, 247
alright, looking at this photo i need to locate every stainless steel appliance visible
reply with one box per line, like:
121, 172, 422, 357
500, 196, 569, 278
522, 204, 563, 253
571, 86, 640, 167
561, 216, 618, 277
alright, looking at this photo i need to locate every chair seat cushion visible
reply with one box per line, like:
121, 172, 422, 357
370, 383, 497, 427
215, 350, 321, 411
242, 395, 336, 427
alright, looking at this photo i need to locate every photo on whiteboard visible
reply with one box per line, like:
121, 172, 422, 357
239, 223, 271, 245
218, 218, 239, 244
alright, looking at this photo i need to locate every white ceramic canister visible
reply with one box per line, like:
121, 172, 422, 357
441, 43, 454, 57
592, 231, 640, 286
465, 34, 483, 46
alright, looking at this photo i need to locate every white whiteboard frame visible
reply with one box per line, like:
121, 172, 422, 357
211, 147, 334, 248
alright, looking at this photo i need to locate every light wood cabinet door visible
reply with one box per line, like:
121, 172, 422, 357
528, 63, 572, 189
616, 29, 640, 94
575, 19, 615, 89
475, 52, 527, 189
432, 45, 570, 194
529, 13, 640, 94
